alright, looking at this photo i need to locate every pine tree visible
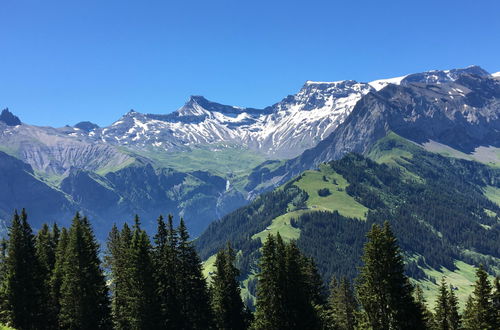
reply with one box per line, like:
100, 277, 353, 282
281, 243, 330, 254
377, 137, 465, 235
283, 241, 318, 329
0, 237, 9, 324
253, 234, 320, 330
492, 277, 500, 329
356, 222, 425, 330
414, 285, 434, 330
253, 234, 282, 330
4, 209, 44, 329
127, 215, 160, 329
434, 277, 451, 330
35, 223, 59, 329
462, 265, 495, 330
153, 214, 181, 328
447, 285, 461, 330
328, 277, 357, 330
462, 295, 475, 330
105, 223, 128, 329
59, 213, 111, 329
177, 218, 214, 329
113, 222, 133, 329
302, 256, 326, 307
50, 226, 69, 327
211, 243, 247, 330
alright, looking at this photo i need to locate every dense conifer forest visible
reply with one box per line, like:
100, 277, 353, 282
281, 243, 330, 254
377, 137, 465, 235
0, 210, 499, 329
196, 144, 500, 297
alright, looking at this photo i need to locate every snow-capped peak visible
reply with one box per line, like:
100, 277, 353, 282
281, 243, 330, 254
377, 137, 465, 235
368, 66, 491, 91
369, 75, 408, 91
492, 72, 500, 79
80, 65, 495, 160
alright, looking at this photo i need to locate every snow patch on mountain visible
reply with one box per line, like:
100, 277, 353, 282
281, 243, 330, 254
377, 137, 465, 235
92, 80, 374, 158
369, 75, 407, 91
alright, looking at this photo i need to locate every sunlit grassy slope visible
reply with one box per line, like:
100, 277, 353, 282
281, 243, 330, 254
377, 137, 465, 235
202, 132, 500, 308
134, 145, 266, 178
415, 260, 497, 310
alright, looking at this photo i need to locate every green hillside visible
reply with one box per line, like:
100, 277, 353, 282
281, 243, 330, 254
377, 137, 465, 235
198, 133, 500, 307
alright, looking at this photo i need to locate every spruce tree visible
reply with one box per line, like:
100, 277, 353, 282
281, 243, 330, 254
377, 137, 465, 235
492, 277, 500, 329
177, 218, 214, 329
105, 223, 128, 329
253, 234, 282, 330
447, 285, 461, 330
50, 226, 69, 327
434, 277, 451, 330
211, 243, 247, 330
58, 213, 111, 329
414, 285, 434, 330
462, 295, 475, 330
127, 215, 160, 329
0, 238, 8, 324
35, 223, 59, 329
328, 277, 357, 330
302, 256, 326, 307
253, 234, 320, 330
153, 214, 181, 328
113, 222, 133, 329
462, 265, 495, 330
4, 209, 44, 329
356, 222, 425, 330
283, 241, 318, 329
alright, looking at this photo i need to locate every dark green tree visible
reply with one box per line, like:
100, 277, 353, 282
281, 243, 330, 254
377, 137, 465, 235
462, 295, 475, 330
433, 278, 460, 330
153, 214, 181, 328
283, 241, 318, 329
126, 216, 160, 329
434, 278, 451, 330
461, 265, 495, 330
302, 256, 326, 307
58, 213, 111, 329
356, 222, 425, 330
35, 223, 59, 329
253, 234, 283, 330
3, 209, 44, 329
414, 285, 434, 330
447, 285, 461, 330
328, 277, 357, 330
50, 226, 69, 327
0, 237, 9, 324
253, 234, 320, 330
105, 223, 132, 329
211, 243, 247, 330
177, 218, 214, 329
492, 277, 500, 329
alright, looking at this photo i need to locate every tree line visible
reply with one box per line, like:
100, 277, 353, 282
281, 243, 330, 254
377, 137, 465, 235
0, 210, 499, 330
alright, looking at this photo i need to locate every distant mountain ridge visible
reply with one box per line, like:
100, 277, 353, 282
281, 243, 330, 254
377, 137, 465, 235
0, 65, 499, 235
245, 66, 500, 194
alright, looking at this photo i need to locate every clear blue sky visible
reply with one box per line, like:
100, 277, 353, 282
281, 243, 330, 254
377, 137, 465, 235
1, 0, 499, 127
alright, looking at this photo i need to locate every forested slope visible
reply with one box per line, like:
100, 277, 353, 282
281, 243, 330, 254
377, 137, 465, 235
196, 134, 500, 305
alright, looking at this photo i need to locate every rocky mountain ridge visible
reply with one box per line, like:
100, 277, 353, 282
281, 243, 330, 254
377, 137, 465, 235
1, 65, 498, 235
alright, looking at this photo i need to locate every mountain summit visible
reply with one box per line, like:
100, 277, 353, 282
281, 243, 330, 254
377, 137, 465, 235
0, 108, 21, 126
0, 65, 498, 236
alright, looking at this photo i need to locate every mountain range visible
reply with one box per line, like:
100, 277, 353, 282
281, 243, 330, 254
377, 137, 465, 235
1, 65, 499, 238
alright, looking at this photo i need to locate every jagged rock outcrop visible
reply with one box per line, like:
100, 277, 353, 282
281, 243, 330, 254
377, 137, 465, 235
247, 67, 500, 193
0, 108, 21, 126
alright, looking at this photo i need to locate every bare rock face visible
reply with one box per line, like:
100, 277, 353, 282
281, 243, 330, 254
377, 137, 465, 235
74, 121, 99, 132
1, 66, 499, 236
247, 68, 500, 194
0, 151, 75, 223
90, 81, 374, 159
0, 108, 21, 126
0, 123, 134, 175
